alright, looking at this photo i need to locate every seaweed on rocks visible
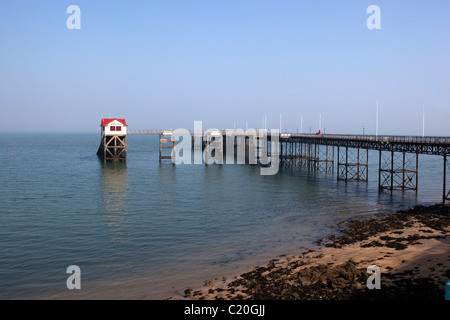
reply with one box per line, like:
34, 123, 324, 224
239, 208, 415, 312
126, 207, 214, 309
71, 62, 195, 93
182, 204, 450, 300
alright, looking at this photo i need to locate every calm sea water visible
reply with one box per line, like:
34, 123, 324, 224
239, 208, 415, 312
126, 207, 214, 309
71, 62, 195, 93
0, 133, 447, 299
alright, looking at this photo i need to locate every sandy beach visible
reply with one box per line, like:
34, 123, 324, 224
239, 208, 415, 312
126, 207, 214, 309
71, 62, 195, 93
178, 204, 450, 300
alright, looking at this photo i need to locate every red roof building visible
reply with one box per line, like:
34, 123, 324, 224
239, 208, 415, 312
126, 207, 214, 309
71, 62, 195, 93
100, 118, 128, 135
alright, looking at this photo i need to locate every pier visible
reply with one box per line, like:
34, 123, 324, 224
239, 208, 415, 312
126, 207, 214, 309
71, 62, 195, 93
279, 133, 450, 205
282, 133, 450, 205
127, 129, 450, 205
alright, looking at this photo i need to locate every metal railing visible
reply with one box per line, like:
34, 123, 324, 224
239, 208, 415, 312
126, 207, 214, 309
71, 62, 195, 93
128, 129, 165, 135
289, 133, 450, 145
127, 129, 450, 145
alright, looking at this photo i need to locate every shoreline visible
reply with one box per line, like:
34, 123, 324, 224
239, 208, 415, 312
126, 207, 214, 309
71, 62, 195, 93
174, 204, 450, 300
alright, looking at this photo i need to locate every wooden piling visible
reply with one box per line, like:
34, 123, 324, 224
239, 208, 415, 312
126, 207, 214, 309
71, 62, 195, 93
97, 135, 127, 163
159, 131, 175, 164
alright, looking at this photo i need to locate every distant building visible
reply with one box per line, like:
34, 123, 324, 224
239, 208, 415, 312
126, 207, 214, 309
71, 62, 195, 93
100, 118, 128, 136
97, 118, 128, 162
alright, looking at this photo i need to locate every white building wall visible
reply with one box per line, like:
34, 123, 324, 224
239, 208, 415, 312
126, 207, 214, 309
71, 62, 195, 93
102, 120, 127, 135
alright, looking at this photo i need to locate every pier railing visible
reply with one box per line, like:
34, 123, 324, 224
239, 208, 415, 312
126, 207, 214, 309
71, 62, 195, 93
288, 134, 450, 145
128, 129, 165, 135
128, 129, 450, 145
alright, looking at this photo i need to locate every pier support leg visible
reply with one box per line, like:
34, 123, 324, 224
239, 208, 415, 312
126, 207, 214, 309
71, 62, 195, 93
204, 131, 223, 165
280, 139, 284, 169
310, 144, 334, 174
308, 143, 318, 172
301, 142, 308, 167
320, 145, 334, 174
307, 143, 316, 172
337, 146, 368, 182
98, 134, 127, 163
290, 140, 296, 168
279, 139, 297, 169
379, 150, 418, 193
255, 132, 267, 165
444, 154, 450, 206
159, 132, 175, 164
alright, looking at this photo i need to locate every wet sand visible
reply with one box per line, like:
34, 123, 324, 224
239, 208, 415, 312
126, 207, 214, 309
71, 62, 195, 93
177, 204, 450, 300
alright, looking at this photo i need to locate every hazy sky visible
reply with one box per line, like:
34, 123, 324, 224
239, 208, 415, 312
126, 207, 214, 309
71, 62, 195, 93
1, 0, 449, 135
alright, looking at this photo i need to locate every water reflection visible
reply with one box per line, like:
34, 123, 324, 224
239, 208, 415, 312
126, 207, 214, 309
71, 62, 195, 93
158, 163, 177, 195
100, 162, 129, 246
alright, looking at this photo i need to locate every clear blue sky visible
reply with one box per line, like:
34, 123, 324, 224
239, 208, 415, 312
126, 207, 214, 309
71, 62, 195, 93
1, 0, 449, 135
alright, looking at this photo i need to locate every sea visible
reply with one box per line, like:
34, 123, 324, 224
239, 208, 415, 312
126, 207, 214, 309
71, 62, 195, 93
0, 133, 447, 299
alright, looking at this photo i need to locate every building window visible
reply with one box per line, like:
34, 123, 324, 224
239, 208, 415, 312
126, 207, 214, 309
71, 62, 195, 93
109, 125, 122, 132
